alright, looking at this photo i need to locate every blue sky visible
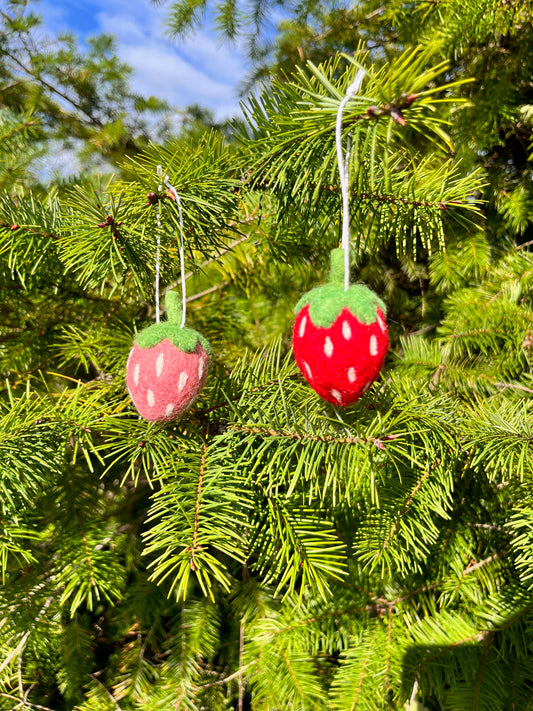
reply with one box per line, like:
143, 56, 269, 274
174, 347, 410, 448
37, 0, 250, 120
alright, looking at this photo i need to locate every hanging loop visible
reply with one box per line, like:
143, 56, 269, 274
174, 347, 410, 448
154, 164, 187, 329
155, 167, 163, 323
335, 67, 366, 291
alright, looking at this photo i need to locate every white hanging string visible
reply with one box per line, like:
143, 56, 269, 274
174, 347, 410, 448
155, 174, 163, 323
335, 67, 366, 291
155, 164, 187, 329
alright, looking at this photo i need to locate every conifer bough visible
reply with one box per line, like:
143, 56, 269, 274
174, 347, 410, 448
126, 291, 211, 421
293, 249, 388, 405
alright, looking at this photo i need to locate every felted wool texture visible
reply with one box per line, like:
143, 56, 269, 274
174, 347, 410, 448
295, 282, 386, 328
126, 339, 210, 422
293, 304, 388, 407
135, 320, 212, 354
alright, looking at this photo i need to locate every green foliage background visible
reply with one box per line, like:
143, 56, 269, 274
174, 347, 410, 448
0, 0, 533, 709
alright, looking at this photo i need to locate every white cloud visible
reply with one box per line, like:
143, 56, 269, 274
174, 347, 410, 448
179, 32, 247, 85
121, 42, 236, 108
39, 0, 249, 120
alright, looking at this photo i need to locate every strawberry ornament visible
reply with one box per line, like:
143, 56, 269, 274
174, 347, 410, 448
126, 291, 211, 422
293, 248, 388, 406
292, 68, 388, 406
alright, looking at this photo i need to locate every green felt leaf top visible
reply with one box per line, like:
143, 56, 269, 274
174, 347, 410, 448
294, 247, 387, 327
295, 283, 386, 328
135, 323, 212, 354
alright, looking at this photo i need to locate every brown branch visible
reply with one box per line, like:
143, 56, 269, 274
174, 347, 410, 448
0, 118, 36, 144
460, 552, 504, 576
413, 630, 491, 676
278, 646, 306, 698
197, 375, 300, 416
449, 327, 506, 339
0, 221, 57, 240
385, 608, 392, 691
228, 424, 362, 445
376, 461, 440, 558
313, 5, 385, 41
388, 581, 440, 606
0, 694, 54, 711
89, 675, 123, 711
228, 424, 400, 451
355, 190, 449, 211
264, 605, 372, 639
352, 631, 377, 708
238, 622, 245, 711
186, 281, 229, 303
1, 46, 104, 127
408, 323, 439, 336
160, 205, 273, 299
430, 364, 445, 390
334, 551, 506, 619
450, 551, 506, 598
495, 381, 533, 394
81, 534, 97, 589
162, 232, 256, 295
0, 80, 25, 93
0, 631, 30, 675
474, 635, 494, 710
198, 661, 256, 689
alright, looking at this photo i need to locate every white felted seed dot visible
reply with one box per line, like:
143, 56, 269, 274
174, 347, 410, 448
299, 316, 307, 338
377, 314, 386, 333
348, 367, 356, 383
198, 359, 204, 380
370, 335, 378, 356
303, 361, 312, 379
134, 363, 140, 385
362, 381, 372, 394
342, 321, 352, 340
331, 389, 343, 404
156, 352, 164, 377
147, 390, 155, 407
165, 403, 174, 417
324, 337, 334, 357
178, 371, 188, 392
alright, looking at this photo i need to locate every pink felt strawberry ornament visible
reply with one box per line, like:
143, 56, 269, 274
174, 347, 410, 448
293, 248, 387, 406
126, 167, 211, 423
126, 291, 211, 422
292, 68, 388, 406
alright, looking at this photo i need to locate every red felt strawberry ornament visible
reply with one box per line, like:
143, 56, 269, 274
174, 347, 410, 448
292, 68, 388, 406
126, 291, 211, 422
293, 248, 388, 406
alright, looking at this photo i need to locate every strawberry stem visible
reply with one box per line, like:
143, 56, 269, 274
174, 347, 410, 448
165, 291, 181, 325
330, 248, 345, 286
